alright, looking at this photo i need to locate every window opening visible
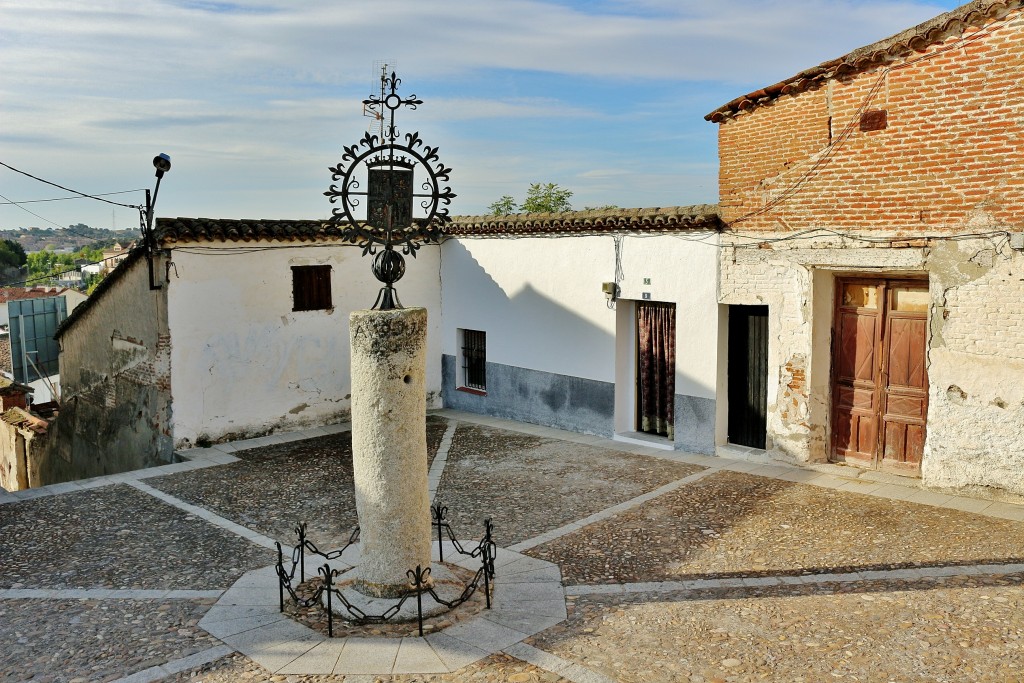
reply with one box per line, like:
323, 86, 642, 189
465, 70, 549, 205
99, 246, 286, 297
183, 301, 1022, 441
461, 329, 486, 391
292, 265, 332, 311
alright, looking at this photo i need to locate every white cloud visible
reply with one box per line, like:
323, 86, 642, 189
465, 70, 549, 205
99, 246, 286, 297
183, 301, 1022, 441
0, 0, 961, 227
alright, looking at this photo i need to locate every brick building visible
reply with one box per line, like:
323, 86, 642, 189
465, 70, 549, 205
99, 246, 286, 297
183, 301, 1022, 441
706, 0, 1024, 496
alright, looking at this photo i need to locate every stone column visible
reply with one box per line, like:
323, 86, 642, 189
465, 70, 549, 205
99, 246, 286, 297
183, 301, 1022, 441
349, 307, 432, 597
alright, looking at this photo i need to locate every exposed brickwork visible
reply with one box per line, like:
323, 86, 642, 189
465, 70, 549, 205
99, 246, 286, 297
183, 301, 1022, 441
715, 11, 1024, 233
938, 247, 1024, 359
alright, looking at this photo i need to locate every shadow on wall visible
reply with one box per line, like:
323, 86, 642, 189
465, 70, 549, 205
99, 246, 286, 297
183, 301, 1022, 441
442, 239, 616, 436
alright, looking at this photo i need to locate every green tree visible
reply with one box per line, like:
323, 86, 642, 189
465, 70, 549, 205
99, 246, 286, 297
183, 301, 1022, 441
0, 239, 26, 269
487, 195, 517, 216
26, 248, 74, 283
73, 246, 104, 262
521, 183, 573, 213
85, 271, 106, 295
488, 183, 574, 215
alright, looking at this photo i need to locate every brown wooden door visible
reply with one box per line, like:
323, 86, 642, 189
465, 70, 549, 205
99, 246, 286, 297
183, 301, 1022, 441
830, 279, 929, 475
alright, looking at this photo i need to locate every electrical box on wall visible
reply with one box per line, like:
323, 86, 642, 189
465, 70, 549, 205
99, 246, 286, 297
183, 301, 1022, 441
1010, 232, 1024, 251
601, 282, 619, 301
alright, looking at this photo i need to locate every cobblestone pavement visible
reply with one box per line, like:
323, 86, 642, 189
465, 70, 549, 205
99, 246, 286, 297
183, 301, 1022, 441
0, 485, 272, 590
0, 598, 219, 683
434, 422, 704, 545
2, 413, 1024, 682
531, 573, 1024, 683
527, 470, 1024, 585
147, 418, 448, 549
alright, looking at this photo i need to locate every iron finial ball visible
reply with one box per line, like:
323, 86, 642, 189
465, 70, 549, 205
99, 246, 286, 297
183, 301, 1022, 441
372, 249, 406, 285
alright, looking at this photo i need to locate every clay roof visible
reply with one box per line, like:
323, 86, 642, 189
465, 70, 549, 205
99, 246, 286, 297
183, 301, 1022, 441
706, 0, 1023, 122
0, 376, 34, 396
2, 406, 48, 434
446, 205, 722, 236
0, 286, 71, 304
155, 218, 342, 245
155, 209, 723, 243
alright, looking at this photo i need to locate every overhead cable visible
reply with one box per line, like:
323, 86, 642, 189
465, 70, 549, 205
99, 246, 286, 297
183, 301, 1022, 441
0, 160, 142, 209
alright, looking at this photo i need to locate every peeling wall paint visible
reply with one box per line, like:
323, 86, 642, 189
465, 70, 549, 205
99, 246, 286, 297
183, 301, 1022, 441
719, 234, 1024, 497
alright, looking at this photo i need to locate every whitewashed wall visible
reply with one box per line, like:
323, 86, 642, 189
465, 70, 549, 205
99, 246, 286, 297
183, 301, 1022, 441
439, 233, 720, 448
167, 241, 442, 447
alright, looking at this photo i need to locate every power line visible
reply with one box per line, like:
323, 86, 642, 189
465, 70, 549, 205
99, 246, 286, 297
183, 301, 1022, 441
0, 191, 67, 229
0, 160, 142, 209
0, 254, 123, 289
0, 190, 140, 246
0, 189, 146, 206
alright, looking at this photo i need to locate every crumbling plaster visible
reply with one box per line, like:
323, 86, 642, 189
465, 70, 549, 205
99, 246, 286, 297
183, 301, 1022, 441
720, 234, 1024, 496
923, 240, 1024, 496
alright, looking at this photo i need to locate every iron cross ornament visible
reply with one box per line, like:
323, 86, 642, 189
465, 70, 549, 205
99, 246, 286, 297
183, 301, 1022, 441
326, 71, 455, 310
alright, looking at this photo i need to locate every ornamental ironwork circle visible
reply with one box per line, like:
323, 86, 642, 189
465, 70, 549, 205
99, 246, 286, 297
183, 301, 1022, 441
325, 71, 455, 310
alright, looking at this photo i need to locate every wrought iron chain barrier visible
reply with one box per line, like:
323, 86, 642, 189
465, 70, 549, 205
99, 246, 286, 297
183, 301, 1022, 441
275, 509, 495, 637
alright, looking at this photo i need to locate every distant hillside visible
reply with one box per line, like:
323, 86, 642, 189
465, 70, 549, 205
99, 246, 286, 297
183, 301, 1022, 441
1, 225, 140, 253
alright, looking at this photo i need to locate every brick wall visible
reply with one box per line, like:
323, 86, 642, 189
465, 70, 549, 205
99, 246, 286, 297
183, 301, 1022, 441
717, 12, 1024, 233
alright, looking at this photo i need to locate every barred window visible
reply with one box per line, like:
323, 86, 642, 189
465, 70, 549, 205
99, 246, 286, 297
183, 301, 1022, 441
461, 329, 486, 391
292, 265, 332, 311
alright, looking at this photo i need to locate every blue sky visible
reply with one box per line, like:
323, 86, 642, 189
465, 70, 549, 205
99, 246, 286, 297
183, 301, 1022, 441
0, 0, 964, 232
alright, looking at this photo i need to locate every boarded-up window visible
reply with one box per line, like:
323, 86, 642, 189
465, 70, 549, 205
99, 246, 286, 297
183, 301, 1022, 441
292, 265, 332, 311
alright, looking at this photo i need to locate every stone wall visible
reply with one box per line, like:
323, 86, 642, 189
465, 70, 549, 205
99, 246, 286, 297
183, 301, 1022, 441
42, 253, 173, 482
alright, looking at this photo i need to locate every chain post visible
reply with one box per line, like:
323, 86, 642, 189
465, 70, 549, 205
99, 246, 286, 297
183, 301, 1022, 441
297, 523, 307, 582
323, 564, 334, 638
276, 542, 285, 612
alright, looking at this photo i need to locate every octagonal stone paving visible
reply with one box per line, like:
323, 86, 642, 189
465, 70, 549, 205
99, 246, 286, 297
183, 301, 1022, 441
199, 542, 566, 675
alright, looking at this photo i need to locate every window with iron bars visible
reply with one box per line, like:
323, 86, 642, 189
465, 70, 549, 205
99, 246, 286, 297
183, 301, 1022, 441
461, 329, 486, 391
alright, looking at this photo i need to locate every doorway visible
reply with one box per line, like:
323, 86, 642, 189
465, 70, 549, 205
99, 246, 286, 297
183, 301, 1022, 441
830, 278, 929, 475
636, 301, 676, 439
728, 305, 768, 449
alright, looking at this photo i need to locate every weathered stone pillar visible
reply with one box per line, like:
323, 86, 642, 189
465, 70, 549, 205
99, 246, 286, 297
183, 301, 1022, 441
349, 307, 432, 597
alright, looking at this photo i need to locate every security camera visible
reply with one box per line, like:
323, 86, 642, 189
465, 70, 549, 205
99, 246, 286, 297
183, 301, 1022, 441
153, 153, 172, 176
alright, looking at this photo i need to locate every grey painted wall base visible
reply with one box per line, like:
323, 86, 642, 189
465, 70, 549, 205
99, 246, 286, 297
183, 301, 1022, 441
442, 355, 614, 438
674, 394, 716, 455
442, 356, 718, 455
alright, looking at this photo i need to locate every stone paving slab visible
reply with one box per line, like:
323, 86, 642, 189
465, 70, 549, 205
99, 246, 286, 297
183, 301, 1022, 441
0, 484, 272, 590
526, 470, 1024, 585
198, 546, 566, 676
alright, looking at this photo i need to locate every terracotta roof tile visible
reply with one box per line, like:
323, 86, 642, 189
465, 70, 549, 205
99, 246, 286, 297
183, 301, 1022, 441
2, 406, 48, 433
446, 205, 722, 236
155, 217, 341, 245
706, 0, 1023, 122
0, 287, 71, 304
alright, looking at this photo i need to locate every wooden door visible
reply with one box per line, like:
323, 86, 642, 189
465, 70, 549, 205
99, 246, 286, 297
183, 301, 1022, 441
830, 279, 929, 475
728, 305, 768, 449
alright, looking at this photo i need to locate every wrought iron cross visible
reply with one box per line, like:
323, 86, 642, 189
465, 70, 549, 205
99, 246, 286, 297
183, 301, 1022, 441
325, 71, 455, 310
